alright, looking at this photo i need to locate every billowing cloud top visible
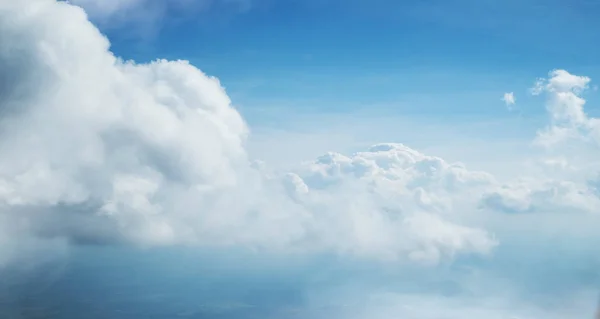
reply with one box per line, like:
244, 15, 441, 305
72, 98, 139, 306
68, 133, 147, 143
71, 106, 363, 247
0, 0, 501, 264
1, 1, 600, 317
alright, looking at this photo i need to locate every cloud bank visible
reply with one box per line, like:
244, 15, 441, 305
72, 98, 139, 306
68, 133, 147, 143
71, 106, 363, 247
1, 0, 600, 317
0, 0, 499, 264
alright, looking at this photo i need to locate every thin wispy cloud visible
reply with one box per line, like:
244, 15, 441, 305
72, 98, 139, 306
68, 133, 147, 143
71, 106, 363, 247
502, 92, 516, 109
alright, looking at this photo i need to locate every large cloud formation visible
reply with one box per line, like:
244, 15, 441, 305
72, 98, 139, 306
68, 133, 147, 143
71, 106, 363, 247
0, 0, 498, 265
2, 0, 600, 317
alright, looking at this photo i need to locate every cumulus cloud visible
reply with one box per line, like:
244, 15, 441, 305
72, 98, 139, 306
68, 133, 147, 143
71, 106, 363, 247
2, 0, 600, 317
477, 72, 600, 234
0, 0, 496, 268
531, 69, 600, 149
502, 92, 516, 109
288, 143, 498, 262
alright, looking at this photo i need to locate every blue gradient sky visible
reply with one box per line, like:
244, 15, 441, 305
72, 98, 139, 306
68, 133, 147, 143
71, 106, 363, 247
92, 0, 600, 171
104, 0, 600, 118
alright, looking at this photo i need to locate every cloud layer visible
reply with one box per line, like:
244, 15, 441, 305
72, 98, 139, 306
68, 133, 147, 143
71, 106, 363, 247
0, 0, 500, 264
2, 0, 600, 317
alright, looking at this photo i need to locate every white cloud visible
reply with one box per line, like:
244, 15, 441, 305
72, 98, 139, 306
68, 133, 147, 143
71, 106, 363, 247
502, 92, 516, 108
2, 0, 600, 316
531, 69, 599, 150
0, 0, 495, 267
287, 143, 498, 262
0, 0, 251, 249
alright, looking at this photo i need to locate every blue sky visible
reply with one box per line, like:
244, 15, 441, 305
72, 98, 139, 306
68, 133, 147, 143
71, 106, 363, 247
104, 0, 600, 117
94, 0, 600, 170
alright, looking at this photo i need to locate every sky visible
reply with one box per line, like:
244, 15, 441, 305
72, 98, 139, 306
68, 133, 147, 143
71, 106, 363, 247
89, 0, 600, 170
2, 0, 600, 318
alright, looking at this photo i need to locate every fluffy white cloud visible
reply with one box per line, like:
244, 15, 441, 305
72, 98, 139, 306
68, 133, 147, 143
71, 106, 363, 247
532, 69, 600, 149
502, 92, 516, 108
0, 0, 251, 247
479, 71, 600, 230
0, 0, 497, 268
287, 143, 498, 262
